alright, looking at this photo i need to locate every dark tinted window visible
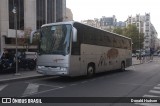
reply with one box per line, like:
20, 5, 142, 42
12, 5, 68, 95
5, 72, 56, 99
9, 0, 24, 30
36, 0, 46, 29
72, 22, 131, 54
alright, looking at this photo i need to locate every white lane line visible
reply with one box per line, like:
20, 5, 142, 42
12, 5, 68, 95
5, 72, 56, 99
0, 84, 8, 91
119, 83, 152, 87
22, 86, 64, 97
81, 81, 88, 84
23, 83, 39, 96
154, 86, 160, 90
135, 103, 160, 106
157, 84, 160, 86
143, 95, 160, 97
149, 90, 160, 94
25, 82, 61, 88
69, 83, 77, 86
132, 66, 136, 71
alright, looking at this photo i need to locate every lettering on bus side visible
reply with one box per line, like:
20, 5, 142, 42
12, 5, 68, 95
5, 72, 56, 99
98, 48, 119, 67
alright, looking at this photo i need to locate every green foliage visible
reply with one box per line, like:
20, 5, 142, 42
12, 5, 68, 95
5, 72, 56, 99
113, 27, 123, 35
113, 24, 144, 50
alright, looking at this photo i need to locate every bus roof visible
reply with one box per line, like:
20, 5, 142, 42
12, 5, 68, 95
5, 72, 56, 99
41, 21, 75, 27
41, 21, 131, 40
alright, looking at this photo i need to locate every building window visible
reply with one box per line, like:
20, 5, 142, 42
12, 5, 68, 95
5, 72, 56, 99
47, 0, 56, 23
56, 0, 63, 22
9, 0, 24, 30
36, 0, 46, 29
137, 23, 139, 27
146, 22, 149, 26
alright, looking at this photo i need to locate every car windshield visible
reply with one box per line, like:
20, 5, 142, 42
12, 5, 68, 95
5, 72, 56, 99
39, 24, 72, 55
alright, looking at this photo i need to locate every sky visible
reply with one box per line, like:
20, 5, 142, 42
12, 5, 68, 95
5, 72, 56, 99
66, 0, 160, 38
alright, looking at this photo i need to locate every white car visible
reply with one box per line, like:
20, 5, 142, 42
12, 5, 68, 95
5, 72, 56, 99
132, 53, 136, 57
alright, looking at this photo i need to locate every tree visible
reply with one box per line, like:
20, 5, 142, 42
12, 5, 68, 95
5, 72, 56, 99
18, 27, 32, 51
113, 27, 123, 35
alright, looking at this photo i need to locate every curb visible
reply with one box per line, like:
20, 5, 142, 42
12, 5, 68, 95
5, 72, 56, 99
132, 60, 153, 66
132, 63, 141, 66
0, 74, 47, 84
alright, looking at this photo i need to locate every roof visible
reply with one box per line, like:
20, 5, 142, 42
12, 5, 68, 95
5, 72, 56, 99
41, 21, 131, 40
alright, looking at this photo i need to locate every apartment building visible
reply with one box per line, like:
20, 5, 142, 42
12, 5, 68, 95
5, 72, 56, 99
99, 15, 117, 32
126, 13, 158, 51
65, 8, 73, 21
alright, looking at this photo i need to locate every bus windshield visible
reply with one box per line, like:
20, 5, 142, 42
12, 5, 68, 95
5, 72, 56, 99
40, 24, 72, 55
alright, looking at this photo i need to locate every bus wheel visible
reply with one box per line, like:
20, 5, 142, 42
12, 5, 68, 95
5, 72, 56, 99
120, 62, 125, 71
87, 65, 95, 77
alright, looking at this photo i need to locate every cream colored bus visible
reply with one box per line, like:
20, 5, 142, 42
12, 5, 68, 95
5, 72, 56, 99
31, 21, 132, 77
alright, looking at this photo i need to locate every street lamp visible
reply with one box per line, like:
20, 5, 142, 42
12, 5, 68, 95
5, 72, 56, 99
12, 6, 20, 75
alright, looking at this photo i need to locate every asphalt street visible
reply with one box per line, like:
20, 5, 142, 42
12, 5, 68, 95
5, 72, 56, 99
0, 57, 160, 106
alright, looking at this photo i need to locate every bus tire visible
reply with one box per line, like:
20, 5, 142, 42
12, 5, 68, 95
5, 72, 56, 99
120, 62, 125, 71
87, 64, 95, 77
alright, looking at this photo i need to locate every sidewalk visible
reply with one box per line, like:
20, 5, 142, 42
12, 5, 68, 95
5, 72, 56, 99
0, 69, 44, 84
132, 57, 141, 65
132, 56, 152, 65
0, 58, 152, 84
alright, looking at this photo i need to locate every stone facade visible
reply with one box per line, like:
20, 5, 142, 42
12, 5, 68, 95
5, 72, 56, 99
65, 8, 73, 21
0, 0, 66, 53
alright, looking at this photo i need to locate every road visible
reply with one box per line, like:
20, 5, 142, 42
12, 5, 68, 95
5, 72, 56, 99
0, 57, 160, 106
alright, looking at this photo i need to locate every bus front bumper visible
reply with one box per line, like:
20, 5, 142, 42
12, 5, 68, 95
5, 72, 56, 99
37, 66, 69, 76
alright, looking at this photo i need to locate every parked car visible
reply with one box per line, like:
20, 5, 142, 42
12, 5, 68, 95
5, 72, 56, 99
132, 53, 136, 57
153, 52, 158, 56
158, 53, 160, 57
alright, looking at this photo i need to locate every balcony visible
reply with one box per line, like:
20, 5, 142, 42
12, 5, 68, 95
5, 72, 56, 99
8, 29, 24, 38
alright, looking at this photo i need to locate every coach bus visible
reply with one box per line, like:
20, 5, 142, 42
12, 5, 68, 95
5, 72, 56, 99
31, 21, 132, 77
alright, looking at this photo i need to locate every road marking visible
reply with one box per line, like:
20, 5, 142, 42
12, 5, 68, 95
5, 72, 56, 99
149, 90, 160, 94
81, 81, 88, 84
25, 82, 61, 88
70, 83, 77, 86
23, 83, 39, 96
143, 95, 160, 97
157, 84, 160, 86
0, 84, 8, 91
22, 86, 64, 97
135, 103, 160, 106
119, 83, 153, 87
132, 66, 136, 70
153, 86, 160, 90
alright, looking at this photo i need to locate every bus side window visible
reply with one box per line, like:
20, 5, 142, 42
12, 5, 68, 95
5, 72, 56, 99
113, 36, 118, 48
121, 39, 125, 49
126, 39, 131, 50
123, 39, 128, 49
118, 37, 123, 49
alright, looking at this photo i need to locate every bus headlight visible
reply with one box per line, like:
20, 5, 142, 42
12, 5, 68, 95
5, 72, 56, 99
37, 66, 45, 69
60, 67, 67, 71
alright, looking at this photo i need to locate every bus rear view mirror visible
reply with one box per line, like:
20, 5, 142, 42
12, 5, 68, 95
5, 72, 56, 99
30, 30, 40, 44
30, 30, 38, 44
72, 27, 77, 42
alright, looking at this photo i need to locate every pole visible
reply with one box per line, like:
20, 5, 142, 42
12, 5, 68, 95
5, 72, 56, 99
139, 33, 141, 63
13, 7, 20, 75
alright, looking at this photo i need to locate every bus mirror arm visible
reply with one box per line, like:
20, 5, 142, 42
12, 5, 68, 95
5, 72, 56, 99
30, 30, 38, 44
72, 27, 77, 42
